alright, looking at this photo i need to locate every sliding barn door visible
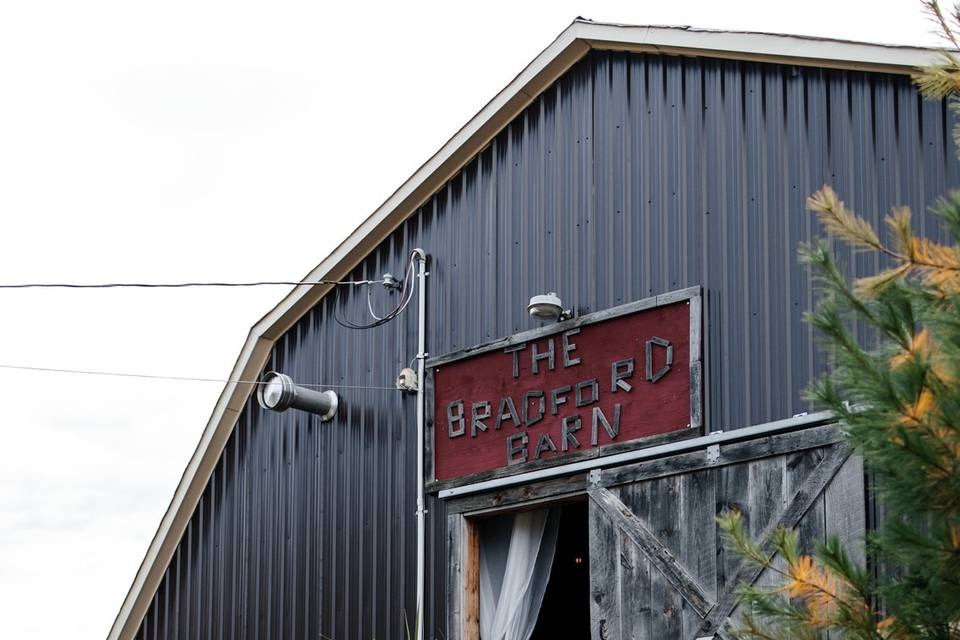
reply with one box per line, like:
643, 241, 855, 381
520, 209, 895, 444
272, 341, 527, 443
586, 436, 865, 640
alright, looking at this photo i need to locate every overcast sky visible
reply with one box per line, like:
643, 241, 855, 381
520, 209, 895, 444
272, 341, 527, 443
0, 1, 948, 637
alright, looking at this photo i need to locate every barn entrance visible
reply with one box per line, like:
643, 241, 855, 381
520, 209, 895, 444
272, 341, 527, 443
476, 500, 590, 640
530, 501, 590, 639
444, 419, 867, 640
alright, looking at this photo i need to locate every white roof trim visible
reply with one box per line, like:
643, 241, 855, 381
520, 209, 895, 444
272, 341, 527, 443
108, 19, 945, 639
579, 22, 941, 72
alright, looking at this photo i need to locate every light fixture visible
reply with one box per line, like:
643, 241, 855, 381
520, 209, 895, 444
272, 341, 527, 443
527, 292, 568, 322
256, 371, 338, 421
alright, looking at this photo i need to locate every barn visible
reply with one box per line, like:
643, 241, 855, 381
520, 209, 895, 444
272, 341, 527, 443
108, 20, 955, 640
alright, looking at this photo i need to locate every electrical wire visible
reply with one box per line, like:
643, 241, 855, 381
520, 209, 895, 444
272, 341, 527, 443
0, 253, 423, 398
0, 363, 397, 390
0, 279, 376, 289
0, 253, 422, 393
334, 251, 418, 330
366, 286, 384, 321
0, 253, 421, 332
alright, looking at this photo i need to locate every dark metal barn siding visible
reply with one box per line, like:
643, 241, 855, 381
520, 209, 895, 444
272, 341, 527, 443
136, 50, 959, 639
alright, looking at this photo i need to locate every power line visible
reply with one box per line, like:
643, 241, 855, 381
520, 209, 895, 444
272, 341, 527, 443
0, 363, 397, 391
0, 279, 377, 289
0, 255, 423, 389
335, 251, 417, 330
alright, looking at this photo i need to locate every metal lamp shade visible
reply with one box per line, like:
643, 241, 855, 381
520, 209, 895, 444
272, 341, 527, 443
257, 371, 338, 421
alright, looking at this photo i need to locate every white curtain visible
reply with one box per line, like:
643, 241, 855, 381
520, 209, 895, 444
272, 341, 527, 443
478, 508, 560, 640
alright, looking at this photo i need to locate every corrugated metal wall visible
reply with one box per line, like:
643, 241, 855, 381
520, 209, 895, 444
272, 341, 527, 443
136, 50, 960, 639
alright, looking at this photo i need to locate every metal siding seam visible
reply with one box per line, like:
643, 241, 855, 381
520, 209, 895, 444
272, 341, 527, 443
745, 62, 761, 426
526, 96, 535, 326
652, 55, 665, 298
641, 54, 652, 299
581, 59, 593, 314
722, 58, 736, 423
603, 52, 615, 309
481, 141, 497, 342
702, 58, 721, 429
764, 66, 781, 422
851, 72, 875, 347
351, 264, 363, 640
685, 58, 704, 296
784, 67, 804, 416
598, 53, 613, 308
668, 56, 685, 294
185, 520, 193, 637
622, 51, 633, 302
209, 467, 218, 640
374, 252, 385, 638
548, 82, 564, 320
808, 71, 829, 413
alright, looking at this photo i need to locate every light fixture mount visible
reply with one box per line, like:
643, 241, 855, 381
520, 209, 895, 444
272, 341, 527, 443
257, 371, 338, 421
527, 292, 570, 322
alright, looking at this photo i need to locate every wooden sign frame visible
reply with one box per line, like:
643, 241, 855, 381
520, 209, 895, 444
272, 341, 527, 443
424, 286, 704, 494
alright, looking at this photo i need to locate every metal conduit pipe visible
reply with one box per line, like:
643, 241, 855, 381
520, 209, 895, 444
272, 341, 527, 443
412, 248, 428, 640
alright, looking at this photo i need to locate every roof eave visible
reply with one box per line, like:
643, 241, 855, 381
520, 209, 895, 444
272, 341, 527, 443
579, 22, 940, 73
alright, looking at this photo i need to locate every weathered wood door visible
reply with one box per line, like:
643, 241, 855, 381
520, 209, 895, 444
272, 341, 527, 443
586, 425, 866, 640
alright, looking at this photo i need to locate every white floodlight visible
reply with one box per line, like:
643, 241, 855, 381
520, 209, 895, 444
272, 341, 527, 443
257, 371, 338, 421
527, 292, 567, 322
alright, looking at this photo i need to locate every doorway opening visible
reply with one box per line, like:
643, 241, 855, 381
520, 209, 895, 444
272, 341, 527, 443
530, 500, 590, 639
475, 499, 590, 639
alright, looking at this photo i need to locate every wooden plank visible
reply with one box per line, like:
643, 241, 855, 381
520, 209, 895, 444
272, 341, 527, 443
714, 455, 750, 599
446, 514, 463, 640
618, 482, 652, 640
733, 452, 818, 636
647, 475, 685, 640
864, 469, 888, 586
589, 494, 622, 640
424, 369, 436, 485
681, 469, 718, 640
824, 454, 866, 567
747, 457, 786, 539
592, 427, 702, 458
444, 473, 587, 515
619, 530, 652, 640
463, 519, 480, 640
598, 424, 842, 489
689, 292, 704, 431
701, 444, 852, 636
788, 448, 827, 556
770, 450, 828, 638
588, 484, 714, 617
425, 439, 617, 494
426, 427, 699, 494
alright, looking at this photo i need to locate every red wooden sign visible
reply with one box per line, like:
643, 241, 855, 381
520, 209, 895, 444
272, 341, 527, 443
426, 288, 702, 490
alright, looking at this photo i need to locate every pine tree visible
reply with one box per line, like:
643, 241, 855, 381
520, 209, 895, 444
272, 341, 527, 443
716, 3, 960, 639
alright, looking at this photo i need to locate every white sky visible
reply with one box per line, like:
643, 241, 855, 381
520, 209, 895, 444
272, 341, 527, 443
0, 1, 947, 637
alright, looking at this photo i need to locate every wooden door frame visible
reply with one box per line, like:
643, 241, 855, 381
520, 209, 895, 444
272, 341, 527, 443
445, 490, 588, 640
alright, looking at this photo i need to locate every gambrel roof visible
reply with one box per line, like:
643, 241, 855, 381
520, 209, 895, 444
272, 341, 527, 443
108, 19, 941, 640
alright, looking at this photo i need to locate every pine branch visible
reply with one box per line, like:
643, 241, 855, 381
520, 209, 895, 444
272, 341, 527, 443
922, 0, 960, 52
808, 186, 883, 250
717, 8, 960, 638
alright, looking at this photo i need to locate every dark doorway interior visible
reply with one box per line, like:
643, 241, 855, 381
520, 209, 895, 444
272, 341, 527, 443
530, 500, 591, 639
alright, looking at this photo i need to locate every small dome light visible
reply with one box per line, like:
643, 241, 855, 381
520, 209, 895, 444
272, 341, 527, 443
527, 292, 566, 322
